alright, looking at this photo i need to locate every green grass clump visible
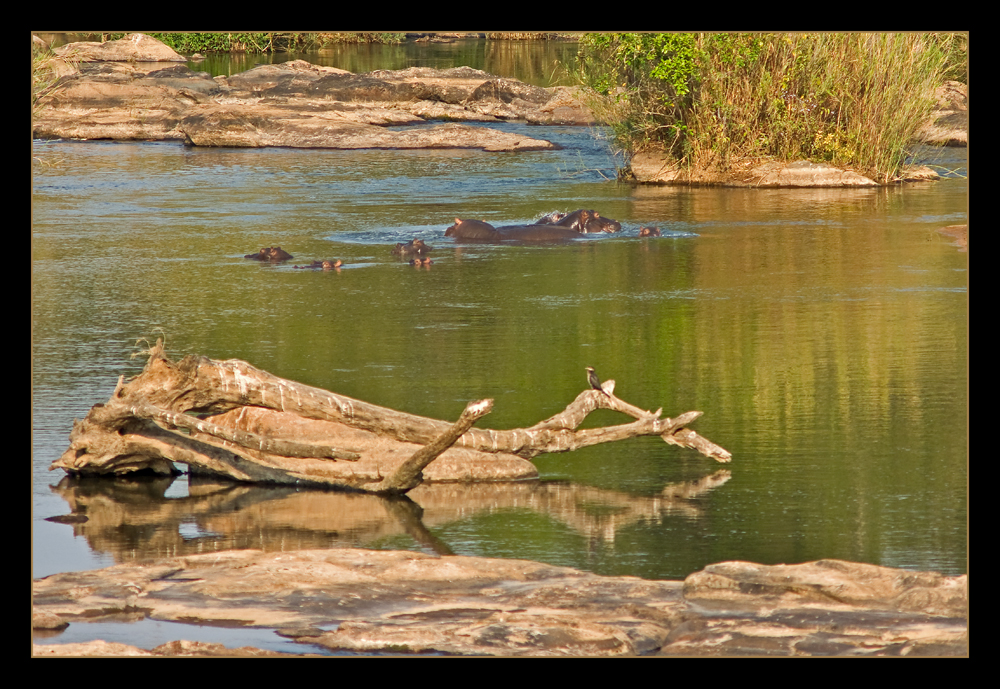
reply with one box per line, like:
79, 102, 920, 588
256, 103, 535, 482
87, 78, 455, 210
32, 40, 72, 125
578, 32, 963, 183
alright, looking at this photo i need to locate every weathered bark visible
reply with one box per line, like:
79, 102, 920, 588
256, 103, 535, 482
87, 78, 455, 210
52, 339, 731, 494
376, 399, 494, 495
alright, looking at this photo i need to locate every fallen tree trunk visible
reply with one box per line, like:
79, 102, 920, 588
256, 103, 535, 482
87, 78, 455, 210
52, 340, 731, 495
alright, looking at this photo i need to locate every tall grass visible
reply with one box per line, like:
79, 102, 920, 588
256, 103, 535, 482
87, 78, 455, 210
579, 33, 961, 183
31, 41, 71, 125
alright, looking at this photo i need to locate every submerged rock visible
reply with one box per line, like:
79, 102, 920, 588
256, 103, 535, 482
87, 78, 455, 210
937, 224, 968, 252
32, 549, 966, 657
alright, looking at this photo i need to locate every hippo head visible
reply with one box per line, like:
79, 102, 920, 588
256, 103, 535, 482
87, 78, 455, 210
245, 247, 270, 260
584, 212, 621, 234
558, 209, 621, 234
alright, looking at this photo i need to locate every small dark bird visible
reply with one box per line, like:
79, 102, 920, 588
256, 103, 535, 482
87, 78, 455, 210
586, 366, 610, 397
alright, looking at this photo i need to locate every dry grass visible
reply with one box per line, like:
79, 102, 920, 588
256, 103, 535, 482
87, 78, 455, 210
580, 33, 961, 183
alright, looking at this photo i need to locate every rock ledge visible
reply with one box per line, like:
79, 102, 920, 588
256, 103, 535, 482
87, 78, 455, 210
33, 549, 967, 657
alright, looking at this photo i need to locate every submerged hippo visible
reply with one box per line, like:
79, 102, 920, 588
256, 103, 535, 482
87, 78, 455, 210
245, 246, 293, 262
536, 211, 567, 225
494, 224, 589, 241
445, 218, 501, 241
409, 257, 434, 266
445, 218, 585, 243
294, 259, 343, 271
539, 209, 621, 234
638, 227, 662, 237
391, 239, 432, 256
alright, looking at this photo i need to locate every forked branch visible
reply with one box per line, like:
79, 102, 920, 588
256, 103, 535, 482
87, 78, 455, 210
52, 340, 730, 494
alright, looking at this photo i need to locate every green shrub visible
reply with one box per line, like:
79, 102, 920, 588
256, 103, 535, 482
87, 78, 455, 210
579, 32, 963, 183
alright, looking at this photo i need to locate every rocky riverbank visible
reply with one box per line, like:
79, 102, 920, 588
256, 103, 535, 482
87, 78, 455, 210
32, 34, 593, 152
32, 33, 966, 187
32, 548, 967, 657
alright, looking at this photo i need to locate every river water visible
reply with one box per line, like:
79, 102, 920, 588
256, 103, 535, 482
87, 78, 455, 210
32, 40, 967, 653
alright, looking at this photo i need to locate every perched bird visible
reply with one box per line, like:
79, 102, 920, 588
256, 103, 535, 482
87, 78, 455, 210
586, 366, 610, 397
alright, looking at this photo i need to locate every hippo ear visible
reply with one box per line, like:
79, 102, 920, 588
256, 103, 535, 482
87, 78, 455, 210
594, 212, 601, 217
455, 218, 462, 223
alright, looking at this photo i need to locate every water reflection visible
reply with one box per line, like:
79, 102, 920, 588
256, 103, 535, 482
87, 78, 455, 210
47, 470, 731, 564
185, 38, 583, 86
33, 114, 966, 584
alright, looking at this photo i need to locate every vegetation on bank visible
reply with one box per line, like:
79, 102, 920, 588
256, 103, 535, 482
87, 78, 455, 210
81, 32, 407, 53
64, 32, 578, 54
31, 40, 68, 125
577, 33, 967, 183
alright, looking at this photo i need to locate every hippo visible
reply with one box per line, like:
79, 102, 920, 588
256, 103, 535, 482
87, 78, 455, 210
245, 246, 293, 262
391, 239, 432, 256
536, 211, 567, 225
446, 218, 584, 243
409, 257, 434, 266
445, 218, 502, 241
539, 209, 621, 234
295, 259, 343, 271
638, 227, 662, 237
494, 224, 589, 242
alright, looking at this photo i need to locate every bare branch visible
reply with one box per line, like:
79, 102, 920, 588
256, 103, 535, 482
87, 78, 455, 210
52, 342, 731, 494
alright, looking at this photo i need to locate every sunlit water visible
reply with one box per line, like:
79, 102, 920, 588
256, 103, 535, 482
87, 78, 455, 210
32, 41, 967, 653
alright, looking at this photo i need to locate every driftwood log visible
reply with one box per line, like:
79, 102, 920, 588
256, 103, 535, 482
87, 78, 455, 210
52, 340, 731, 495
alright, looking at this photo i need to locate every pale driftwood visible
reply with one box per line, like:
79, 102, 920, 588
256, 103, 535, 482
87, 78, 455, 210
52, 340, 731, 495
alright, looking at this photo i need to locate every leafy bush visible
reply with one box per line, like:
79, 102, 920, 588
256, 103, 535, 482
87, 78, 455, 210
579, 32, 962, 183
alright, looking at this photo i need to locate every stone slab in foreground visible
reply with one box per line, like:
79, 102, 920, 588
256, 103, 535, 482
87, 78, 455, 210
33, 549, 967, 657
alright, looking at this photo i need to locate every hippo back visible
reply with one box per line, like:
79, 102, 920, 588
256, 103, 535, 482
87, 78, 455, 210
445, 218, 501, 240
495, 224, 584, 241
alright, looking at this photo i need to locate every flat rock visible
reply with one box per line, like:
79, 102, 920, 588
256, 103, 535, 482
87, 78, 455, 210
33, 62, 224, 141
33, 640, 156, 657
683, 559, 967, 616
630, 153, 880, 187
33, 37, 594, 149
914, 80, 968, 147
748, 160, 879, 187
53, 32, 186, 63
31, 639, 302, 657
937, 224, 968, 252
32, 549, 967, 657
179, 104, 556, 151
